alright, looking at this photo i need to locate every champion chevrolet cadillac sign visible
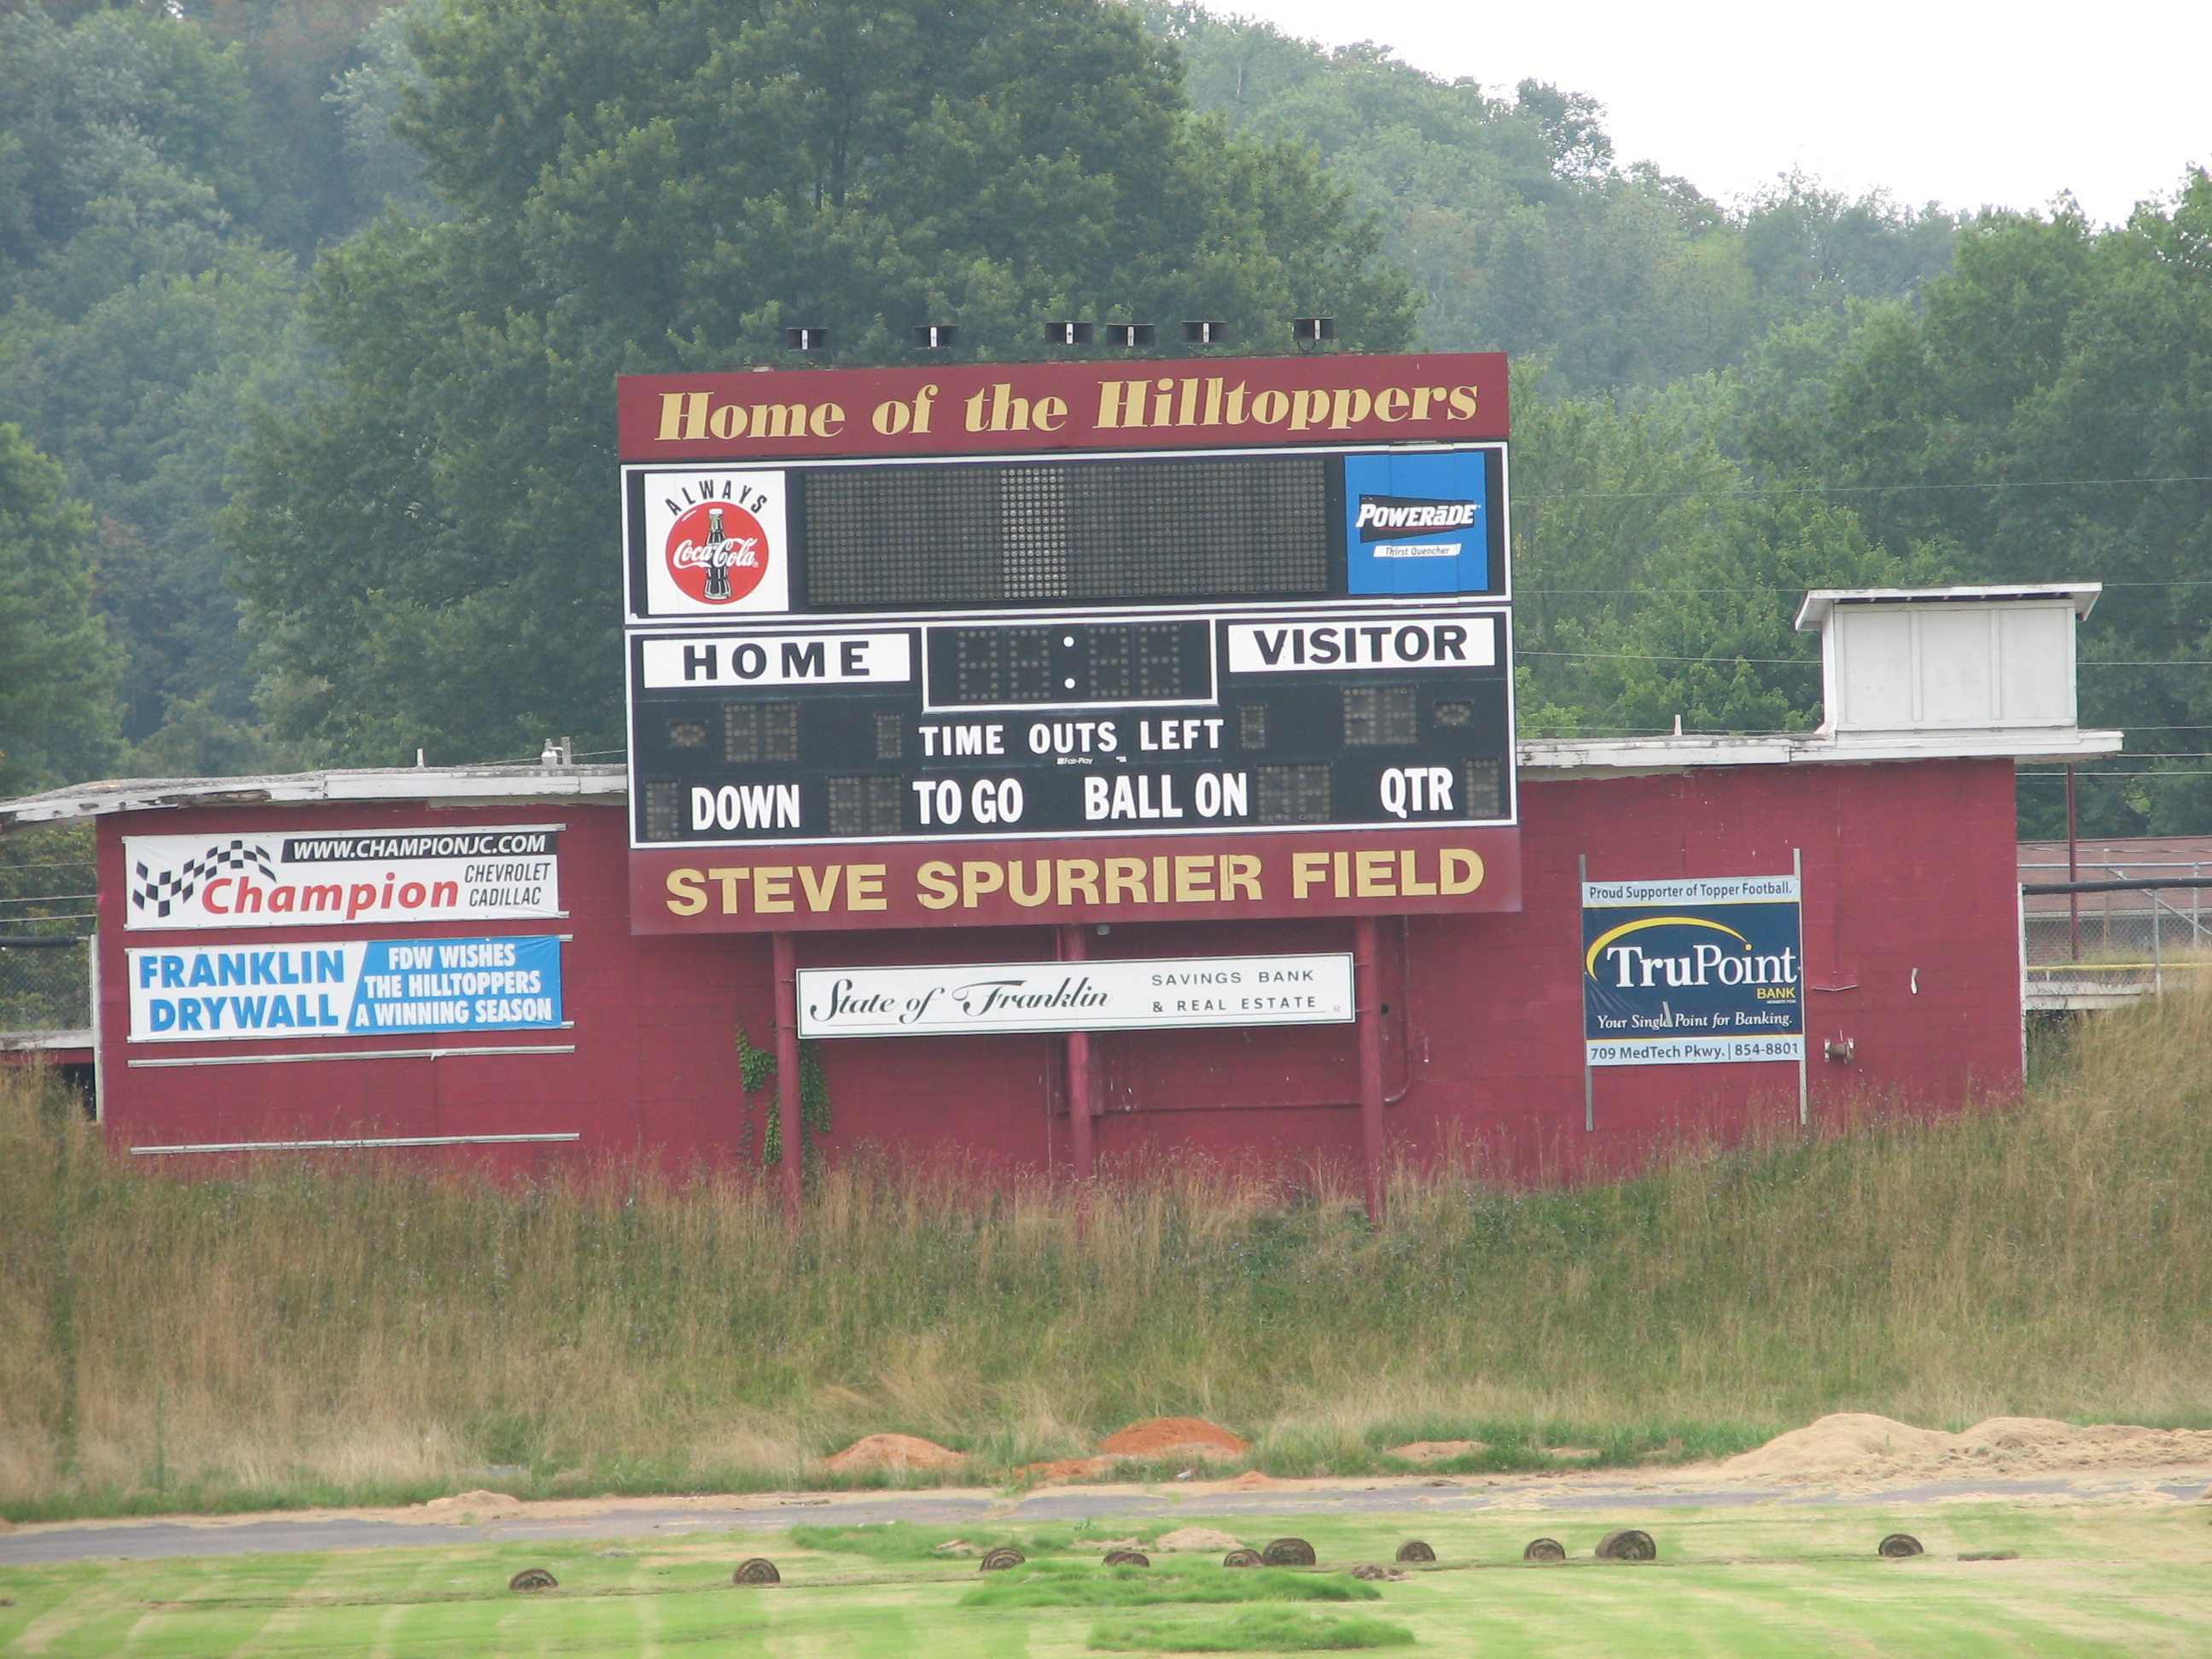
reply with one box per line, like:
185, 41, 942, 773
125, 826, 562, 930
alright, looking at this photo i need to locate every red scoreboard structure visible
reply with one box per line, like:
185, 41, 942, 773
620, 353, 1519, 1213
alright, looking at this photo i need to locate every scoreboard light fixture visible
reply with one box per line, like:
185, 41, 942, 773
1182, 320, 1227, 346
911, 323, 958, 351
1045, 321, 1095, 347
1104, 323, 1155, 350
782, 326, 831, 353
1290, 316, 1336, 346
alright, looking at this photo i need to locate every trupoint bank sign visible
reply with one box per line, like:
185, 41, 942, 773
1581, 876, 1804, 1067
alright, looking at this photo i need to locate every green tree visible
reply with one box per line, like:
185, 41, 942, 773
0, 5, 256, 318
1744, 173, 2212, 834
1590, 489, 1951, 735
1510, 364, 1949, 736
227, 0, 1420, 764
323, 0, 442, 222
1151, 4, 1957, 391
0, 248, 306, 756
0, 423, 121, 794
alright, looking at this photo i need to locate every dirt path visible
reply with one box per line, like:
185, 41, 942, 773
7, 1441, 2209, 1568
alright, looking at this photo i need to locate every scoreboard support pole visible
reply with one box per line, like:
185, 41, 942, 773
773, 932, 803, 1228
1355, 916, 1388, 1224
1060, 925, 1096, 1189
1794, 846, 1808, 1129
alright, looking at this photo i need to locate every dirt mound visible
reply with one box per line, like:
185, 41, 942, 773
1224, 1470, 1278, 1489
1723, 1412, 2212, 1483
1388, 1440, 1484, 1463
819, 1434, 968, 1474
418, 1489, 524, 1514
1155, 1527, 1243, 1551
1016, 1456, 1117, 1485
1097, 1417, 1250, 1461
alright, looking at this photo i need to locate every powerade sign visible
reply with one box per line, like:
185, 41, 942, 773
126, 937, 562, 1043
1581, 876, 1802, 1066
1343, 451, 1487, 596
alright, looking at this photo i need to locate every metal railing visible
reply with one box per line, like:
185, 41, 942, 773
0, 936, 91, 1039
2020, 867, 2212, 1009
0, 857, 95, 1039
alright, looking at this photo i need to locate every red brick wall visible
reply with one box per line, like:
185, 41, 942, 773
96, 757, 2022, 1181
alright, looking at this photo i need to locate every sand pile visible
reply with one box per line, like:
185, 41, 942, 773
416, 1489, 525, 1515
1388, 1440, 1484, 1463
1155, 1527, 1243, 1551
820, 1434, 969, 1474
1723, 1412, 2212, 1483
1014, 1418, 1252, 1484
1097, 1417, 1250, 1461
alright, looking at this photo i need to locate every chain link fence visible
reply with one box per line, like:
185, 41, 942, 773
2022, 861, 2212, 1004
0, 833, 95, 1039
0, 938, 90, 1034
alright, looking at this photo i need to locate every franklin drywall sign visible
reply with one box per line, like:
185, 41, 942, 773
125, 826, 562, 930
1581, 876, 1802, 1066
127, 936, 563, 1041
796, 952, 1353, 1038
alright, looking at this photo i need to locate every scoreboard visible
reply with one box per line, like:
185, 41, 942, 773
618, 354, 1522, 932
630, 602, 1509, 842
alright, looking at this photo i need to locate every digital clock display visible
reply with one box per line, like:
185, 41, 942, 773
926, 621, 1212, 707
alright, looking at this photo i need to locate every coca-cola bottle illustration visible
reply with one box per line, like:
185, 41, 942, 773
702, 507, 731, 600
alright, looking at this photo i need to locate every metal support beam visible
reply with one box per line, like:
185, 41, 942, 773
772, 931, 802, 1229
1355, 915, 1387, 1224
1061, 924, 1094, 1185
2067, 764, 2081, 961
1579, 854, 1593, 1134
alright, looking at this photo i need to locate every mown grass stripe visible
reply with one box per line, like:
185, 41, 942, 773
7, 1505, 2212, 1656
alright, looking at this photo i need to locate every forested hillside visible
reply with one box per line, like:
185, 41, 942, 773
0, 0, 2204, 838
1153, 3, 1959, 391
0, 0, 410, 786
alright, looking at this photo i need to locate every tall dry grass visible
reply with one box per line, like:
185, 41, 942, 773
4, 992, 2210, 1519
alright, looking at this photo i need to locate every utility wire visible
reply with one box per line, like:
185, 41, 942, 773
1522, 579, 2212, 593
1516, 649, 1815, 664
1517, 649, 2212, 667
1517, 474, 2212, 504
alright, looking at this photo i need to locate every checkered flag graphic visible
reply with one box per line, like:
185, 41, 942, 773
131, 840, 276, 918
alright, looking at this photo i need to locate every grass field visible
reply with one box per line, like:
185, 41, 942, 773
5, 1506, 2210, 1656
7, 990, 2212, 1519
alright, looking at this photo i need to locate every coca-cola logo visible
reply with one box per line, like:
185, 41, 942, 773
665, 498, 771, 605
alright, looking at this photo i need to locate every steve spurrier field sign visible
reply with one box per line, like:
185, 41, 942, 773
618, 352, 1522, 932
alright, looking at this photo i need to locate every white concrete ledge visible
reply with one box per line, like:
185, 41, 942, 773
0, 765, 626, 830
0, 731, 2127, 828
0, 1028, 94, 1051
1519, 727, 2123, 779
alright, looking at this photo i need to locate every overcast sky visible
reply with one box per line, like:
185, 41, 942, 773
1214, 0, 2209, 225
